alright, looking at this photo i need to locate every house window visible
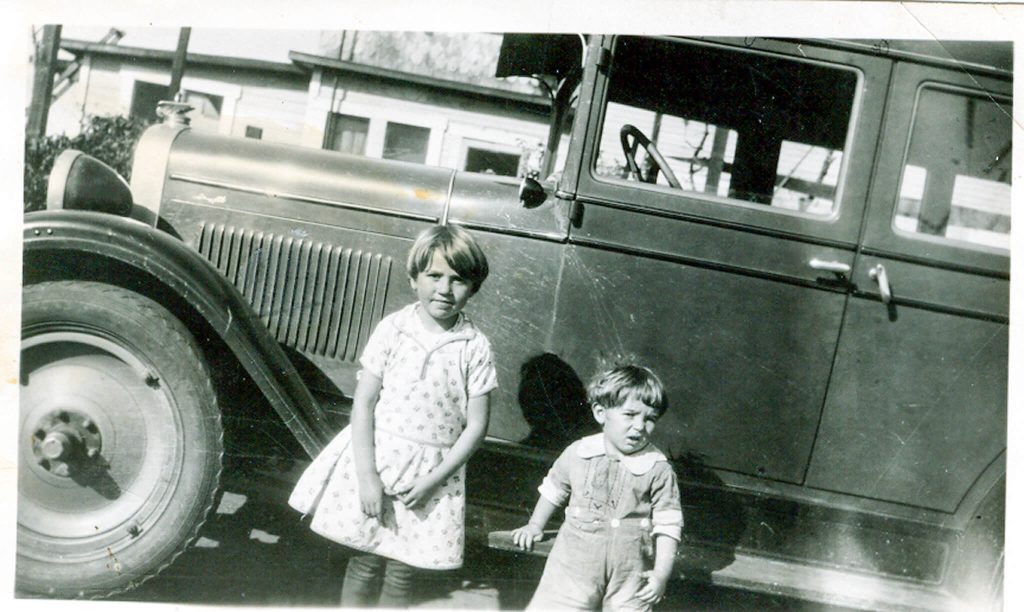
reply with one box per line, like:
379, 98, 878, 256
464, 146, 521, 177
245, 126, 263, 139
183, 90, 223, 121
894, 86, 1011, 251
383, 122, 431, 164
130, 81, 224, 128
129, 80, 166, 122
325, 113, 370, 155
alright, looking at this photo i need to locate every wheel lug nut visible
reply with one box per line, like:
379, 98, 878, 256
87, 448, 99, 459
40, 432, 71, 460
82, 418, 93, 429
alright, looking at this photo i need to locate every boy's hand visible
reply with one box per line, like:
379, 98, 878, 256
511, 523, 544, 551
636, 570, 668, 605
358, 474, 384, 517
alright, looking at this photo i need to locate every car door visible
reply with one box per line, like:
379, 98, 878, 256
557, 35, 891, 485
805, 57, 1011, 512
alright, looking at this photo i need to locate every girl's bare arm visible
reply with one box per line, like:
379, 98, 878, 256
350, 371, 384, 516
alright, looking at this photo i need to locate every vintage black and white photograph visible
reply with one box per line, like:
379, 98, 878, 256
5, 1, 1021, 611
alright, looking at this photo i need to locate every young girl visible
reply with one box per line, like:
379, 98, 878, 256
512, 365, 682, 610
288, 224, 496, 607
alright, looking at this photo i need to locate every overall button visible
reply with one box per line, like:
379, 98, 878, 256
611, 519, 620, 528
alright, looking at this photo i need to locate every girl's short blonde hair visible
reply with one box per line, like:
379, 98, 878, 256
406, 224, 490, 292
587, 364, 669, 416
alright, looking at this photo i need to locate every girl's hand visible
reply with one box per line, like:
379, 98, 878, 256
358, 474, 384, 517
636, 570, 668, 605
510, 523, 544, 551
395, 475, 439, 509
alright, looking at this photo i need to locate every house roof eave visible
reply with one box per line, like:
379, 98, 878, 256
60, 39, 305, 77
288, 50, 552, 112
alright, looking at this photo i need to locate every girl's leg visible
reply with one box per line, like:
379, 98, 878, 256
341, 553, 386, 607
378, 558, 416, 608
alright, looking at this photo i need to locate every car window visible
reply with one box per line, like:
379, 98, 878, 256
893, 85, 1012, 252
593, 37, 859, 218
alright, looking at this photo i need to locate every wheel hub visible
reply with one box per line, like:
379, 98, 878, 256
31, 410, 103, 477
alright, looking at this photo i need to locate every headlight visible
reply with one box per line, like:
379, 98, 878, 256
46, 149, 134, 216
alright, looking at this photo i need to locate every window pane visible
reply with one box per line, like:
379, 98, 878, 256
465, 147, 521, 176
183, 91, 223, 120
383, 122, 430, 164
130, 81, 166, 123
594, 37, 857, 217
895, 86, 1012, 251
325, 113, 369, 155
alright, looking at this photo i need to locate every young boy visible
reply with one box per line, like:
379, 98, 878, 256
512, 365, 683, 610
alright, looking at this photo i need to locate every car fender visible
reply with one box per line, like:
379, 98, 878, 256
23, 209, 332, 458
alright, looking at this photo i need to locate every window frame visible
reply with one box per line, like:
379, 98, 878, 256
459, 138, 525, 177
890, 82, 1012, 254
323, 111, 371, 155
573, 35, 893, 247
860, 60, 1011, 275
382, 120, 432, 164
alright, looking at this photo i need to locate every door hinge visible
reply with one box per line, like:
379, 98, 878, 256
568, 200, 585, 227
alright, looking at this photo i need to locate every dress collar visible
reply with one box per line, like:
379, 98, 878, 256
575, 433, 668, 475
394, 303, 476, 346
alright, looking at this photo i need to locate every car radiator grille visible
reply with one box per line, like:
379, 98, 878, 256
197, 223, 391, 361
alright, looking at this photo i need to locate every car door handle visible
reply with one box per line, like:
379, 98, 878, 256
808, 258, 851, 275
869, 264, 892, 304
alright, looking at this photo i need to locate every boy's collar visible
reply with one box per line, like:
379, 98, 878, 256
576, 433, 667, 475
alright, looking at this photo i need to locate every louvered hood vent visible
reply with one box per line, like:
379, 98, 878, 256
198, 223, 391, 361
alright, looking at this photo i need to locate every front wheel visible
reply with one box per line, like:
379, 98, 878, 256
18, 281, 223, 598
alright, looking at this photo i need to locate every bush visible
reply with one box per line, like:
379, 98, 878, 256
24, 115, 150, 212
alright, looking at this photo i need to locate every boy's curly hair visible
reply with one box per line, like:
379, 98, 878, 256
586, 364, 669, 417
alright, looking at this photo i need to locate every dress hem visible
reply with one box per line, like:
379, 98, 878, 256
316, 533, 465, 571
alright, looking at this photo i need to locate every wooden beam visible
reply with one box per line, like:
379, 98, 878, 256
168, 27, 192, 100
27, 25, 62, 138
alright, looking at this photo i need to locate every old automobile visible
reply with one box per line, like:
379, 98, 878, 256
20, 34, 1010, 610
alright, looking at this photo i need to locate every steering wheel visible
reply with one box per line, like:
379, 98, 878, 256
619, 124, 681, 189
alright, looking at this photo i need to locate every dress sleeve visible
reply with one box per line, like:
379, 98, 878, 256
650, 463, 684, 541
358, 317, 395, 379
537, 445, 574, 507
465, 333, 498, 398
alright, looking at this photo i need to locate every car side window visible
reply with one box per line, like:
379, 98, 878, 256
593, 36, 859, 218
894, 85, 1012, 252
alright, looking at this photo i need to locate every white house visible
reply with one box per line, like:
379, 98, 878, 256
43, 30, 557, 179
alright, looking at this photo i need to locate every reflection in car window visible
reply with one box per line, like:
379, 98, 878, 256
894, 86, 1012, 252
594, 37, 858, 217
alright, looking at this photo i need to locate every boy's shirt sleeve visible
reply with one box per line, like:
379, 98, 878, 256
650, 463, 684, 541
537, 445, 574, 508
466, 333, 498, 398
